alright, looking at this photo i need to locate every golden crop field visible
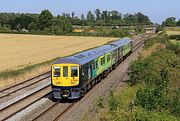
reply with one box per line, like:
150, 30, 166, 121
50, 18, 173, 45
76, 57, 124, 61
0, 33, 118, 72
166, 31, 180, 35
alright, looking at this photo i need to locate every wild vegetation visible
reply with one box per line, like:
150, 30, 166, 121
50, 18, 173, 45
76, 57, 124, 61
91, 35, 180, 121
128, 35, 180, 119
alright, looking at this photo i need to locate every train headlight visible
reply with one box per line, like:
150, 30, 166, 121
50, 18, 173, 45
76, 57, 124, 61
53, 66, 60, 69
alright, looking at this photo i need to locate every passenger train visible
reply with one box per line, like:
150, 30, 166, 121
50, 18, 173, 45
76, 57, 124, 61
51, 38, 133, 99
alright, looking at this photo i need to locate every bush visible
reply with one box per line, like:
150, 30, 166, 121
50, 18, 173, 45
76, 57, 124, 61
169, 35, 180, 40
108, 91, 120, 112
97, 97, 104, 108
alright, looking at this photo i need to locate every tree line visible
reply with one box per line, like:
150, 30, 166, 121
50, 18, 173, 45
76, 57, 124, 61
162, 17, 180, 27
0, 9, 152, 34
0, 9, 179, 35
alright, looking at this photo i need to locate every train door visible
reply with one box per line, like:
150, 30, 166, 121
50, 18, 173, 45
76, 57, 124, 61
111, 50, 116, 65
118, 48, 120, 61
81, 64, 88, 82
116, 49, 118, 62
119, 46, 123, 59
88, 63, 91, 80
91, 60, 96, 78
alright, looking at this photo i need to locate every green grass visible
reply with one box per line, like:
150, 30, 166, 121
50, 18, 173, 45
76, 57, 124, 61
170, 39, 180, 45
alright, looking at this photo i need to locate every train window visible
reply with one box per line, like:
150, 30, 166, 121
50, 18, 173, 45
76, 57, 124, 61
63, 66, 68, 77
92, 62, 96, 70
103, 57, 105, 64
112, 51, 116, 58
96, 61, 98, 68
71, 66, 78, 77
107, 55, 110, 62
53, 66, 60, 77
101, 58, 103, 65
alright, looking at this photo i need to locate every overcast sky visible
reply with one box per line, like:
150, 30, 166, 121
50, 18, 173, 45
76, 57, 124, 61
0, 0, 179, 24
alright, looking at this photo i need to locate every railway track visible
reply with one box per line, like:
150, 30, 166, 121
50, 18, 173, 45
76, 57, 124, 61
0, 71, 51, 99
0, 34, 154, 121
0, 72, 52, 121
0, 86, 52, 121
31, 100, 77, 121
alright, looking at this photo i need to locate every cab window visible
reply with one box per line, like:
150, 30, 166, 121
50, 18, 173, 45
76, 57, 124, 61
71, 66, 78, 77
53, 66, 60, 77
63, 66, 68, 77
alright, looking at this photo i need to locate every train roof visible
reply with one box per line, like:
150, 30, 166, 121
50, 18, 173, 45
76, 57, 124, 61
109, 37, 132, 47
53, 38, 132, 66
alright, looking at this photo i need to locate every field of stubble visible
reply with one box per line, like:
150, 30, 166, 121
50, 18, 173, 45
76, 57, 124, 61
0, 33, 117, 72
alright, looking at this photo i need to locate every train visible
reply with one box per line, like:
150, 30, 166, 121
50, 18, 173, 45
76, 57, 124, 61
51, 38, 133, 99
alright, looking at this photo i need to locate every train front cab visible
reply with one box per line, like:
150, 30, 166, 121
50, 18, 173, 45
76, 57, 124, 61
51, 63, 81, 99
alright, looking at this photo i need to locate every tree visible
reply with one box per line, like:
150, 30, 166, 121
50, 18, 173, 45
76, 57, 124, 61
50, 17, 63, 34
136, 12, 151, 25
125, 14, 136, 25
0, 13, 9, 25
81, 14, 85, 27
61, 15, 72, 32
106, 11, 112, 25
102, 10, 108, 25
87, 11, 95, 27
28, 22, 37, 31
162, 17, 176, 27
37, 9, 53, 30
94, 9, 101, 20
14, 14, 34, 30
71, 11, 75, 18
176, 19, 180, 26
111, 10, 121, 20
87, 11, 95, 21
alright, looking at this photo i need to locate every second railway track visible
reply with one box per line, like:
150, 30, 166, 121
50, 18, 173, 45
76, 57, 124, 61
0, 71, 51, 100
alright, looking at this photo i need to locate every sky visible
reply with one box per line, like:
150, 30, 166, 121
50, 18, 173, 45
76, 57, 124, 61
0, 0, 179, 24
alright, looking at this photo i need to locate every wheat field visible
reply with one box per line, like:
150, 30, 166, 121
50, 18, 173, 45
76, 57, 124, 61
0, 33, 117, 72
166, 31, 180, 35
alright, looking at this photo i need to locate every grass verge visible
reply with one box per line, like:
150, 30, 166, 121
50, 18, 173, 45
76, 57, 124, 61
0, 59, 54, 88
170, 40, 180, 45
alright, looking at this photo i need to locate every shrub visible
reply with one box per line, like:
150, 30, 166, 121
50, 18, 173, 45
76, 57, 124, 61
108, 91, 120, 112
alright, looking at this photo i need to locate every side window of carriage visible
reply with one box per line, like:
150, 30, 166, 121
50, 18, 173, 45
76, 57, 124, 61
107, 54, 110, 62
53, 66, 60, 77
71, 66, 78, 77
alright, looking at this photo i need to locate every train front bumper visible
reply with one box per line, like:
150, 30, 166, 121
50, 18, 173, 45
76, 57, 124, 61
52, 87, 81, 99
